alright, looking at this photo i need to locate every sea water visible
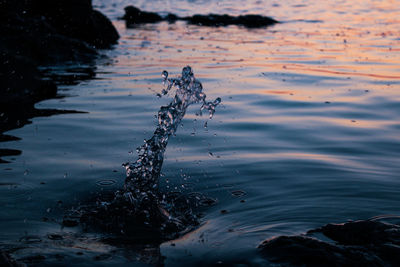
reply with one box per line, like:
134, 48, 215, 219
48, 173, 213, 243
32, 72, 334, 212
0, 0, 399, 265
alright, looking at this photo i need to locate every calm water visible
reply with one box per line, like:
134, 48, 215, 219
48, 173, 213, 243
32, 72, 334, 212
1, 0, 400, 265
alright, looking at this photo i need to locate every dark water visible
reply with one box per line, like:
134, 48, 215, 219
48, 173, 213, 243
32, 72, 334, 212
1, 0, 400, 265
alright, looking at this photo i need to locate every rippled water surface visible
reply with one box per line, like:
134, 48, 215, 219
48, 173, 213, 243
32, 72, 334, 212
1, 0, 400, 265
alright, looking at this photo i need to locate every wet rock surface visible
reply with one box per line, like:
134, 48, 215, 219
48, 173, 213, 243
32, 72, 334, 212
0, 0, 119, 162
259, 219, 400, 266
122, 5, 278, 28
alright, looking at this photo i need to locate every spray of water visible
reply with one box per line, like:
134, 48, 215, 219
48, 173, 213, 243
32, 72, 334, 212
80, 66, 221, 239
123, 66, 220, 193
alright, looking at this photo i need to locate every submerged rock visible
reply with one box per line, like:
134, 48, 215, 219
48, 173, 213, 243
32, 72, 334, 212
122, 5, 278, 28
259, 219, 400, 266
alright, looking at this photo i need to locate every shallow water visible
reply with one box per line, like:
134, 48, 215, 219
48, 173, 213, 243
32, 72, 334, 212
1, 0, 400, 265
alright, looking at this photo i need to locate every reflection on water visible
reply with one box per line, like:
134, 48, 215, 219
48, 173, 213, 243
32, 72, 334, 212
0, 64, 95, 163
1, 0, 400, 265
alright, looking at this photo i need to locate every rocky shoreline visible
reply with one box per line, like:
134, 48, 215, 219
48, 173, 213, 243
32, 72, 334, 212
0, 0, 119, 162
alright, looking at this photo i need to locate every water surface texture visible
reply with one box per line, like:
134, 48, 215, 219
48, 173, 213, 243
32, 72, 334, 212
1, 0, 400, 265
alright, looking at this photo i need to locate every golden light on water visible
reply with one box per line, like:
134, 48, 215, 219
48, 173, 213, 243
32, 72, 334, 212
116, 0, 400, 84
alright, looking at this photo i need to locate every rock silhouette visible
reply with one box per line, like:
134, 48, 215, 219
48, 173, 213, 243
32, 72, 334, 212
0, 0, 119, 162
1, 0, 119, 105
184, 14, 278, 28
259, 219, 400, 266
122, 5, 278, 28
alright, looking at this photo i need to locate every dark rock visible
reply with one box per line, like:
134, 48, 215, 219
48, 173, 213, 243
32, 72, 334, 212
89, 10, 120, 48
0, 0, 119, 163
309, 220, 400, 246
0, 0, 119, 106
259, 235, 384, 266
123, 5, 163, 25
1, 0, 118, 49
77, 190, 202, 244
0, 53, 57, 109
79, 192, 183, 242
121, 5, 278, 28
184, 14, 278, 28
259, 219, 400, 266
165, 13, 179, 23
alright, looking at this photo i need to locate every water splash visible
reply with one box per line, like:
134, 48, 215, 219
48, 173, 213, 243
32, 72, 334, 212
80, 66, 221, 240
123, 66, 221, 194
